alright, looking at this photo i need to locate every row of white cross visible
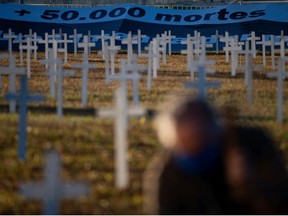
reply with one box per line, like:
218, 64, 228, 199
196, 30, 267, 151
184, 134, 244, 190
1, 29, 288, 214
3, 28, 288, 83
181, 30, 288, 78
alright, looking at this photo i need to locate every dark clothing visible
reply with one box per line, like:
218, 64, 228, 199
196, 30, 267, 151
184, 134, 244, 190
143, 126, 288, 214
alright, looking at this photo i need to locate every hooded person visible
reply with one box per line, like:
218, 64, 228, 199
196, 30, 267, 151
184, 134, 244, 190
143, 96, 288, 214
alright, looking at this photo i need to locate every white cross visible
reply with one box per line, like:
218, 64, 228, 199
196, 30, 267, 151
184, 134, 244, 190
152, 38, 161, 78
258, 35, 277, 70
58, 33, 73, 64
38, 33, 51, 69
3, 28, 16, 58
211, 30, 223, 54
87, 30, 93, 54
78, 35, 95, 56
48, 29, 61, 41
56, 58, 74, 118
239, 41, 263, 87
4, 75, 45, 160
275, 31, 288, 60
0, 56, 25, 113
13, 33, 26, 66
98, 42, 110, 85
166, 30, 176, 55
72, 50, 97, 106
110, 58, 145, 107
98, 88, 146, 189
20, 37, 37, 78
246, 31, 260, 58
108, 32, 121, 75
193, 36, 213, 57
184, 55, 221, 99
24, 29, 33, 40
30, 32, 39, 60
267, 58, 288, 123
69, 29, 83, 57
135, 29, 147, 56
96, 30, 110, 60
24, 30, 38, 60
223, 37, 243, 76
256, 35, 273, 67
20, 151, 90, 215
188, 53, 215, 81
141, 42, 160, 90
42, 54, 74, 118
40, 49, 58, 98
181, 34, 195, 71
158, 33, 168, 65
220, 31, 235, 63
238, 41, 262, 105
58, 28, 63, 49
122, 32, 138, 65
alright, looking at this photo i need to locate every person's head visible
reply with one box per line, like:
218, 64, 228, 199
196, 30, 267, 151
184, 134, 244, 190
155, 96, 222, 155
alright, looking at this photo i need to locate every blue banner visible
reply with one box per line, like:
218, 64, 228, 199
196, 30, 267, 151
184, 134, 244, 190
0, 3, 287, 51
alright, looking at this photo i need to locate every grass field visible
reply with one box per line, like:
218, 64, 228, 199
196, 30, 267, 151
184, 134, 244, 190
0, 51, 288, 214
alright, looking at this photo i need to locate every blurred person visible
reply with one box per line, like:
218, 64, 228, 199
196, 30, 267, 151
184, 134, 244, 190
143, 96, 288, 214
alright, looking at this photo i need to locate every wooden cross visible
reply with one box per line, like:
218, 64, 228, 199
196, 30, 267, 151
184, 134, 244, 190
267, 58, 288, 123
4, 75, 45, 160
20, 151, 90, 214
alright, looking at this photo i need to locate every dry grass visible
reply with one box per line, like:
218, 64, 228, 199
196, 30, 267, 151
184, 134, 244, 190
0, 51, 288, 214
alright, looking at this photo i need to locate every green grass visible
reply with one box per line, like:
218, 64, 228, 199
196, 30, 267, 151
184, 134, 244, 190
0, 51, 288, 214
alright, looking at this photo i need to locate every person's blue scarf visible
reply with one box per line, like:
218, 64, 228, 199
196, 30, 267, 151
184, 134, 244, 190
174, 143, 220, 174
